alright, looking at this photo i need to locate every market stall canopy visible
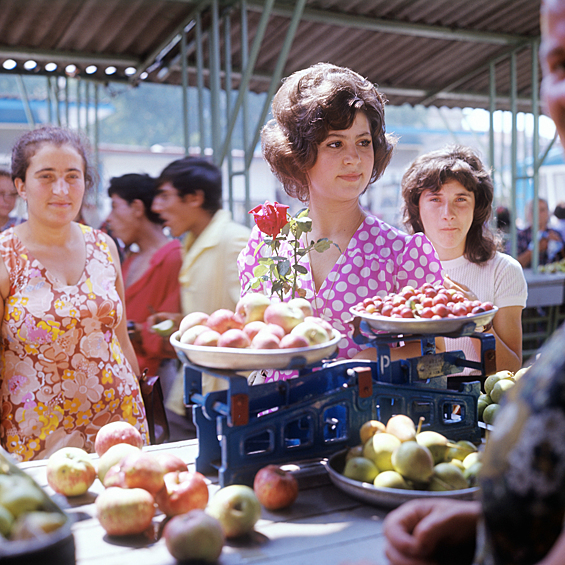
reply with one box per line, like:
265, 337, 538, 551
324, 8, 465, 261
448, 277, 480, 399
0, 0, 541, 112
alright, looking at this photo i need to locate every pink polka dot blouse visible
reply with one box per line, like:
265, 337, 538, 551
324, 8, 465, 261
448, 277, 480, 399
238, 214, 443, 378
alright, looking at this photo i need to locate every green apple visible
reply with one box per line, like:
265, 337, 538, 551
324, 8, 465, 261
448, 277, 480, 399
363, 432, 401, 472
446, 440, 477, 462
428, 463, 469, 491
206, 485, 261, 538
483, 403, 500, 425
391, 442, 434, 483
97, 442, 141, 484
373, 471, 409, 489
342, 457, 379, 483
0, 475, 44, 518
152, 319, 176, 337
490, 379, 515, 404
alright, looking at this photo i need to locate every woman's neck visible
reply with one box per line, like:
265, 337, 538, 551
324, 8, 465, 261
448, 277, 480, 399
307, 200, 366, 246
133, 220, 169, 255
18, 217, 76, 249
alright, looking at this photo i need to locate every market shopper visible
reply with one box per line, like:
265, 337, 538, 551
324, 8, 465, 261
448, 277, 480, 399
0, 169, 21, 231
106, 173, 182, 396
238, 62, 444, 379
401, 145, 527, 373
0, 126, 148, 461
384, 1, 565, 563
150, 157, 250, 439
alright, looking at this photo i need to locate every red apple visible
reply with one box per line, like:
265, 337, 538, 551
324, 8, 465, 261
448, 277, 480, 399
288, 297, 314, 317
250, 330, 280, 349
235, 293, 271, 324
279, 334, 310, 349
97, 443, 142, 484
217, 328, 251, 348
206, 309, 244, 333
155, 470, 209, 516
180, 324, 209, 345
154, 452, 189, 474
179, 311, 209, 335
304, 316, 334, 335
243, 320, 267, 340
266, 323, 286, 340
96, 487, 155, 536
263, 303, 304, 334
193, 329, 221, 347
46, 447, 96, 497
253, 465, 299, 510
94, 421, 144, 457
104, 452, 165, 496
163, 509, 224, 563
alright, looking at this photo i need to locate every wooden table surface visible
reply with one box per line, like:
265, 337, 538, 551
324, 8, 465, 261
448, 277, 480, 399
20, 440, 391, 565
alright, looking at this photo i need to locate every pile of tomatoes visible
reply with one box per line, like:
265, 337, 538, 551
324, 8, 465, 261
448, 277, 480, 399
352, 282, 494, 320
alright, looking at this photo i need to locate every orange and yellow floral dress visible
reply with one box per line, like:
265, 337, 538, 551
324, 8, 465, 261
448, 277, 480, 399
0, 225, 149, 461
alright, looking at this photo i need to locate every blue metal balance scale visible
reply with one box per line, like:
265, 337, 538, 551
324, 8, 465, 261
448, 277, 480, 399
173, 315, 496, 487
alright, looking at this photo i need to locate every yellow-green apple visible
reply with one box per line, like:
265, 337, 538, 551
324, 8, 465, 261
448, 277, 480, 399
104, 452, 165, 496
253, 465, 299, 510
290, 321, 329, 345
217, 328, 251, 348
304, 316, 333, 335
243, 320, 267, 340
279, 334, 309, 349
0, 475, 44, 518
155, 470, 209, 516
10, 511, 66, 540
206, 484, 261, 538
193, 329, 221, 347
163, 509, 225, 563
263, 303, 304, 334
97, 443, 141, 484
0, 505, 13, 537
46, 447, 96, 496
179, 311, 209, 335
288, 297, 314, 317
96, 487, 155, 536
235, 293, 271, 324
206, 309, 244, 333
154, 452, 189, 474
94, 421, 144, 457
180, 324, 209, 345
250, 329, 280, 349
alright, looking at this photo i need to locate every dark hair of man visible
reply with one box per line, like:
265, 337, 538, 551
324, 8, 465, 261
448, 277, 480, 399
401, 145, 497, 264
11, 125, 95, 190
0, 169, 11, 180
555, 202, 565, 220
107, 173, 162, 224
261, 62, 396, 203
157, 157, 222, 214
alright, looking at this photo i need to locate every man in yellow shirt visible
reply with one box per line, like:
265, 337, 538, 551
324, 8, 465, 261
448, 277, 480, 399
151, 157, 250, 439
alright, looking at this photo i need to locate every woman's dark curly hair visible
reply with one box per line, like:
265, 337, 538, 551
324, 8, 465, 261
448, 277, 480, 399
402, 145, 497, 264
261, 63, 396, 202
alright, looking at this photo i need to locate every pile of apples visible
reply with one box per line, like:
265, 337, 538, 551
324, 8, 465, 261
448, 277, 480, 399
479, 367, 528, 425
44, 421, 299, 562
0, 465, 67, 542
177, 292, 334, 350
342, 415, 482, 491
352, 282, 495, 320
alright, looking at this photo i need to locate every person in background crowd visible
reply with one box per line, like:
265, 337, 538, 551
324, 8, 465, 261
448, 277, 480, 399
402, 146, 527, 374
238, 62, 443, 382
516, 197, 565, 267
384, 1, 565, 563
551, 201, 565, 242
0, 169, 21, 231
0, 126, 148, 461
106, 173, 182, 399
149, 157, 250, 440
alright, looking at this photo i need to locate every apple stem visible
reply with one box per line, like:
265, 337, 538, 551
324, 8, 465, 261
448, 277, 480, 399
416, 416, 424, 435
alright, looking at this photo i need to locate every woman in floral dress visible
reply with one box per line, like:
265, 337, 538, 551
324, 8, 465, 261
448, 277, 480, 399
0, 126, 148, 461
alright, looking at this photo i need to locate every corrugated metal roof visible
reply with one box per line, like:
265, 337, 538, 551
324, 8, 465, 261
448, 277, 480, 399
0, 0, 541, 111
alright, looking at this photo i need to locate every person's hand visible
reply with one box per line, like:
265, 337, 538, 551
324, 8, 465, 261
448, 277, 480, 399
443, 275, 478, 302
147, 312, 182, 333
383, 498, 480, 565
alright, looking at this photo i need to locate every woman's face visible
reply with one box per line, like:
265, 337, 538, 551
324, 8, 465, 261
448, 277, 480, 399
107, 195, 139, 246
306, 111, 374, 206
15, 143, 85, 226
418, 180, 475, 261
0, 176, 18, 220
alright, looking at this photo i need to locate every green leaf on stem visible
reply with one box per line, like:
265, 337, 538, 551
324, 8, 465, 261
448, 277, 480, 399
277, 259, 291, 277
294, 264, 308, 275
313, 238, 332, 253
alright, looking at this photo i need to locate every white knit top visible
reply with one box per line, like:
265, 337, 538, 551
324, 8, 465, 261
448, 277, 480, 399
442, 252, 528, 373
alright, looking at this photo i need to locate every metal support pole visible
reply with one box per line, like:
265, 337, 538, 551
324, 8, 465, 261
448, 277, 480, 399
47, 76, 53, 124
224, 13, 234, 214
489, 62, 496, 177
196, 13, 205, 156
510, 51, 519, 260
94, 83, 100, 207
181, 29, 190, 155
241, 1, 251, 222
77, 79, 81, 131
65, 78, 69, 127
16, 75, 35, 128
210, 0, 221, 164
532, 39, 540, 274
245, 0, 307, 171
85, 81, 91, 138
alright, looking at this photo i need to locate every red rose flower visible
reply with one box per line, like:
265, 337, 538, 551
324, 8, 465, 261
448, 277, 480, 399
249, 201, 289, 237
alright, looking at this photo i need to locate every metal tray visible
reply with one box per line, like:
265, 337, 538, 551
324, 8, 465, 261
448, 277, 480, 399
326, 449, 479, 509
170, 329, 342, 370
350, 305, 498, 335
